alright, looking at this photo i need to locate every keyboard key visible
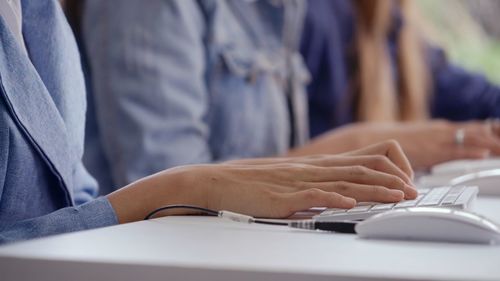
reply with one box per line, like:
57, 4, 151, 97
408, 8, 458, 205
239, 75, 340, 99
355, 202, 374, 206
320, 208, 347, 216
346, 205, 372, 213
446, 186, 465, 197
419, 186, 450, 206
418, 188, 430, 195
441, 195, 459, 205
454, 187, 479, 207
370, 203, 395, 211
395, 195, 424, 208
312, 186, 477, 222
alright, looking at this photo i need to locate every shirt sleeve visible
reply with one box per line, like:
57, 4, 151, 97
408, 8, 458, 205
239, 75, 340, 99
429, 47, 500, 120
0, 197, 118, 244
83, 0, 213, 187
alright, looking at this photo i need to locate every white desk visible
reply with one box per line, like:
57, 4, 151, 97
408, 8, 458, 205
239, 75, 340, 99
1, 197, 500, 281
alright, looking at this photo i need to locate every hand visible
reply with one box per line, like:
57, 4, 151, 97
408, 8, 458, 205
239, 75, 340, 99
458, 120, 500, 155
108, 141, 416, 223
290, 120, 500, 170
227, 140, 414, 193
395, 120, 500, 169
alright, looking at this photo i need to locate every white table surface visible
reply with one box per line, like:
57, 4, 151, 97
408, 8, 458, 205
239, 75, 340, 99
1, 197, 500, 281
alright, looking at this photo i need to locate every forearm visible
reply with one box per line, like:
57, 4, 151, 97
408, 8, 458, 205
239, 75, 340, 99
0, 166, 209, 244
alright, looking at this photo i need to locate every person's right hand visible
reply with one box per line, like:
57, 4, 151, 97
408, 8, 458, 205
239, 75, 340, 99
108, 141, 416, 223
383, 120, 500, 169
288, 120, 500, 170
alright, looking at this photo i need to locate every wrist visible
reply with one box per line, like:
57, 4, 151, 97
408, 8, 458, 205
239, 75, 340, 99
107, 166, 210, 224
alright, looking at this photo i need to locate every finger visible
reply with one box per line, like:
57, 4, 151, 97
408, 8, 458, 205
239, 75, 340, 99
320, 166, 417, 199
465, 133, 500, 155
446, 146, 490, 161
462, 120, 500, 136
342, 140, 414, 181
295, 165, 416, 199
382, 140, 414, 181
224, 157, 299, 165
273, 189, 356, 218
352, 155, 412, 184
490, 120, 500, 137
304, 181, 405, 203
291, 155, 412, 184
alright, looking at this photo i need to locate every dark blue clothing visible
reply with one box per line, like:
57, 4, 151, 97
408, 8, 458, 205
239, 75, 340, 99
301, 0, 500, 137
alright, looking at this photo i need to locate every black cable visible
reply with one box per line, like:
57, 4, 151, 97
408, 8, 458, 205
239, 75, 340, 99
288, 220, 357, 234
254, 219, 288, 226
144, 205, 357, 234
314, 221, 357, 234
144, 204, 219, 220
145, 205, 287, 225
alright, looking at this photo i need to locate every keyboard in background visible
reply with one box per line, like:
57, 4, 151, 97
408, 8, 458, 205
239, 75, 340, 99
314, 186, 478, 222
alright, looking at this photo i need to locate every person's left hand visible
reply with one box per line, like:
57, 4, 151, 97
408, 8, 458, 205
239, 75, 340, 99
226, 140, 416, 200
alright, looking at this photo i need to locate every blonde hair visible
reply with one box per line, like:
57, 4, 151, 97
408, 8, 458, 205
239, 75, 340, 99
353, 0, 430, 122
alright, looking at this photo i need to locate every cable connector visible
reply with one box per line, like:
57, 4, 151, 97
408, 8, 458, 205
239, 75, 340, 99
219, 210, 255, 224
289, 220, 357, 233
144, 204, 357, 234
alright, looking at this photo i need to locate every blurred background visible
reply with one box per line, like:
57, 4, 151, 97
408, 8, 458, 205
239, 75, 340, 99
417, 0, 500, 84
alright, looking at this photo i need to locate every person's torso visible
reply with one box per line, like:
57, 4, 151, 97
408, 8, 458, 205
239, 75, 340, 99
0, 0, 97, 225
200, 0, 310, 159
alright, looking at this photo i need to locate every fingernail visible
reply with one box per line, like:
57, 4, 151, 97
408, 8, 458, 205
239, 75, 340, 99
343, 197, 356, 206
405, 184, 418, 199
390, 189, 405, 200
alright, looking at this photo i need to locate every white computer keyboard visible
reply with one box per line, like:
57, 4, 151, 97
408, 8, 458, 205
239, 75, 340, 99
314, 186, 478, 222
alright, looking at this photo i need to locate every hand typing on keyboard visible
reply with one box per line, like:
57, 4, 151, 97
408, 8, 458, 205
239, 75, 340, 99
222, 141, 418, 218
315, 186, 478, 221
232, 140, 418, 204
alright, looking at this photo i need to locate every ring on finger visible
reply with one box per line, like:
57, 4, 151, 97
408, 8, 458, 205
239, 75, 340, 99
454, 128, 465, 146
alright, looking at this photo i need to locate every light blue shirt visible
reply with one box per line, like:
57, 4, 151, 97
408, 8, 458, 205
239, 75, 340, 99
0, 0, 25, 52
0, 0, 117, 244
83, 0, 311, 193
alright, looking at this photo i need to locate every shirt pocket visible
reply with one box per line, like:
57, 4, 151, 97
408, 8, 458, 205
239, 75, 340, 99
207, 45, 291, 158
216, 45, 287, 86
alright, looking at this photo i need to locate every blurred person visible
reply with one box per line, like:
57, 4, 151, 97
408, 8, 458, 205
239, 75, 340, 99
0, 0, 417, 244
301, 0, 500, 170
83, 0, 394, 192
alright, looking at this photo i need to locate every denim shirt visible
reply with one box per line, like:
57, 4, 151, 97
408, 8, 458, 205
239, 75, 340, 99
83, 0, 310, 192
0, 0, 117, 244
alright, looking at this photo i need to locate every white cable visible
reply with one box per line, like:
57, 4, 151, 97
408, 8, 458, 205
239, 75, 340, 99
219, 210, 255, 224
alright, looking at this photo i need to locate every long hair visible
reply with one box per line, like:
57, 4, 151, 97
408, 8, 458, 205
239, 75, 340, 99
352, 0, 430, 122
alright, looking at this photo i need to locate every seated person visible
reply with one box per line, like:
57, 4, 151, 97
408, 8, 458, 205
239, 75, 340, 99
82, 0, 316, 192
300, 0, 500, 170
0, 0, 415, 244
82, 0, 500, 195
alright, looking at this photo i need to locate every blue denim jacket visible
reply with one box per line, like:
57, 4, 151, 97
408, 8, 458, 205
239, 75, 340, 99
0, 0, 117, 244
83, 0, 310, 193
